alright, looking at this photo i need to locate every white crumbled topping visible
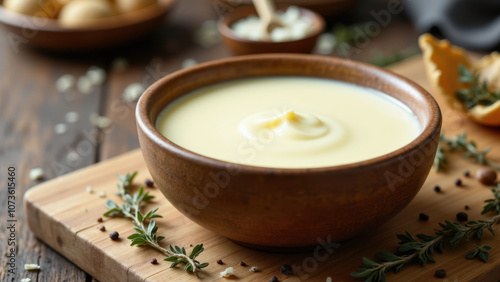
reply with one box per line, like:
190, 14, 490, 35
249, 266, 259, 272
21, 278, 31, 282
29, 168, 44, 181
77, 76, 93, 94
98, 191, 106, 198
90, 113, 112, 129
56, 74, 75, 93
86, 186, 93, 193
220, 267, 234, 278
54, 123, 68, 135
123, 83, 146, 103
86, 66, 106, 86
194, 20, 221, 47
326, 277, 332, 282
315, 33, 337, 55
65, 112, 79, 123
24, 264, 40, 270
181, 58, 198, 69
231, 6, 313, 42
111, 57, 129, 72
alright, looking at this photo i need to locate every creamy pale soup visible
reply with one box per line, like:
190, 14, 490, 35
156, 77, 421, 168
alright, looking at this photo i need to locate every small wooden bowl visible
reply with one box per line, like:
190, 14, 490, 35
0, 0, 176, 51
212, 0, 357, 17
218, 5, 325, 55
136, 54, 442, 251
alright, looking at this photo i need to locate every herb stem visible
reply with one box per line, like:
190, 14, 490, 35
104, 172, 208, 275
115, 180, 201, 273
352, 185, 500, 282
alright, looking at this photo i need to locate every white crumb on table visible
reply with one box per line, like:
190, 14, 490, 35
54, 123, 68, 135
194, 20, 220, 47
65, 112, 79, 123
123, 83, 145, 103
326, 277, 332, 282
29, 168, 43, 181
181, 58, 198, 69
86, 66, 106, 86
98, 191, 106, 198
24, 264, 40, 270
220, 267, 234, 278
77, 76, 93, 94
315, 33, 337, 55
249, 266, 259, 272
56, 74, 75, 93
86, 186, 93, 193
90, 113, 112, 129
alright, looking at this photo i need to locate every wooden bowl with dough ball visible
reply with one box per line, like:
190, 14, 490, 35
0, 0, 177, 51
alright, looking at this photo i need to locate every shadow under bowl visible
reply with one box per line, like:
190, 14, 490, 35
136, 54, 442, 251
218, 5, 325, 55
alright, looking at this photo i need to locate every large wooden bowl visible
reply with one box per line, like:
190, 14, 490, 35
0, 0, 176, 51
218, 5, 325, 55
136, 54, 442, 251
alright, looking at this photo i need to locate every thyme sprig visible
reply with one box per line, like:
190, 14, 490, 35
104, 172, 208, 275
351, 185, 500, 282
434, 132, 500, 172
465, 245, 491, 262
456, 64, 500, 109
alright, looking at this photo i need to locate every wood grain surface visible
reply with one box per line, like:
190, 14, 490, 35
0, 0, 429, 281
22, 56, 500, 282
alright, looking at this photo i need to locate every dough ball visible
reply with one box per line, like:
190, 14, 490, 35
115, 0, 157, 14
58, 0, 115, 28
3, 0, 63, 18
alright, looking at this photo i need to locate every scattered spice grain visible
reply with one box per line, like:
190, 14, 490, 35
109, 231, 119, 240
435, 269, 446, 278
456, 212, 468, 221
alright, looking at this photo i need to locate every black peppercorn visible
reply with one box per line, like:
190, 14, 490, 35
419, 213, 429, 221
455, 179, 462, 186
434, 186, 441, 193
109, 231, 119, 240
465, 205, 470, 210
97, 217, 103, 223
217, 259, 223, 265
464, 171, 470, 177
457, 212, 468, 221
280, 264, 293, 275
240, 261, 247, 267
270, 276, 279, 282
99, 226, 106, 232
145, 179, 154, 188
151, 258, 158, 265
435, 269, 446, 278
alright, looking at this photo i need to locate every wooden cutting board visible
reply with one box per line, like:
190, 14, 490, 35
24, 56, 500, 282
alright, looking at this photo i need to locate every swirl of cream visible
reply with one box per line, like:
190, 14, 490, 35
238, 109, 346, 154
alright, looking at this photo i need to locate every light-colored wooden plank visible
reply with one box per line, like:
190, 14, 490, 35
24, 56, 500, 281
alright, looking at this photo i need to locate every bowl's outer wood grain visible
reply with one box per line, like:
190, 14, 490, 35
218, 6, 325, 55
0, 0, 177, 50
23, 56, 500, 281
136, 54, 442, 249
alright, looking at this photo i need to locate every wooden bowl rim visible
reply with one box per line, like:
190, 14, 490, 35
137, 54, 442, 174
218, 5, 326, 44
0, 0, 176, 32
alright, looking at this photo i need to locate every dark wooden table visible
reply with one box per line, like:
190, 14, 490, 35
0, 0, 418, 281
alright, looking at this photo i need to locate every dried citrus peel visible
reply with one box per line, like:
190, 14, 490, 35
419, 33, 500, 126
